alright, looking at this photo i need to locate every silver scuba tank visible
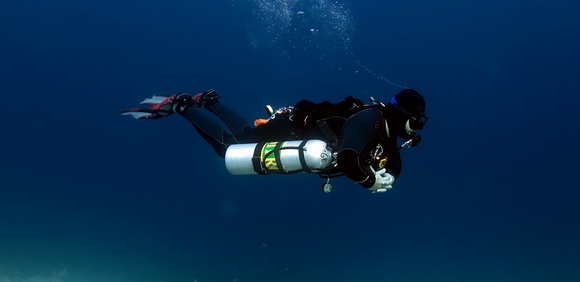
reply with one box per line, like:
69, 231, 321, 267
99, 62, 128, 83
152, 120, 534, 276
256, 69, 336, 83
225, 139, 333, 175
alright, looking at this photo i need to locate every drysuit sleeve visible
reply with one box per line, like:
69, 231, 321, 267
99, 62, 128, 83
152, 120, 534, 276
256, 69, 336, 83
336, 108, 384, 188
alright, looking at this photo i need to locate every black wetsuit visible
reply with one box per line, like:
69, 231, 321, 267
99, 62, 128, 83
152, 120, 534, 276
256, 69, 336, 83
182, 98, 402, 188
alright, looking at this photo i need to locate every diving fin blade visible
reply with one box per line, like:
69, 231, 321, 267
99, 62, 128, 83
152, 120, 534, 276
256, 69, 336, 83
140, 95, 168, 105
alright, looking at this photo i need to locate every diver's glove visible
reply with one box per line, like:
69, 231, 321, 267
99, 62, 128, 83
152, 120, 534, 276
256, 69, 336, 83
369, 168, 395, 193
120, 93, 194, 119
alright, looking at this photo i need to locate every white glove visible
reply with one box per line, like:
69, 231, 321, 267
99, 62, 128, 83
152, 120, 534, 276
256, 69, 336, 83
370, 168, 395, 193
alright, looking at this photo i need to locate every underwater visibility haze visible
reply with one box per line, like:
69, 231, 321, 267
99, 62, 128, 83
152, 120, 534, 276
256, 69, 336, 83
1, 0, 580, 281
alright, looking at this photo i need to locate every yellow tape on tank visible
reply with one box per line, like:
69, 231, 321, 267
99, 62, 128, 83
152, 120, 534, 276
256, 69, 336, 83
261, 141, 280, 171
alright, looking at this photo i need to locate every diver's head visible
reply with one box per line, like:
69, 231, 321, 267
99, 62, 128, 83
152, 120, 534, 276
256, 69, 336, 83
386, 89, 428, 138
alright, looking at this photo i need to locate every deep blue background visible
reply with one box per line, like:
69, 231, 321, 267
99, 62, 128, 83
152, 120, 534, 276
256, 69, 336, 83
1, 0, 579, 281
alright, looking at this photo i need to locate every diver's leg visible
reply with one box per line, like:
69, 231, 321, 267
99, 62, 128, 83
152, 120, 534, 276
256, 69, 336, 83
206, 103, 252, 135
191, 89, 252, 135
181, 108, 297, 158
181, 107, 239, 158
178, 89, 296, 155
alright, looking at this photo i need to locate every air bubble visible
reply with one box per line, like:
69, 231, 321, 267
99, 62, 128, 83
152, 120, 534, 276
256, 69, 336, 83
242, 0, 354, 52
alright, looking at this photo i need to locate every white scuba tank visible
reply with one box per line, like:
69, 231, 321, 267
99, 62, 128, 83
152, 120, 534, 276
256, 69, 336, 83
225, 140, 333, 175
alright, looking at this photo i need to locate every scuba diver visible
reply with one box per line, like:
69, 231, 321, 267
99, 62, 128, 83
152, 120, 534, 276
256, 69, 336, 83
121, 88, 428, 193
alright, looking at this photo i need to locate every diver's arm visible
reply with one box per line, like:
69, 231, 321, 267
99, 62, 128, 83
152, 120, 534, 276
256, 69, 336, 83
335, 108, 384, 188
336, 108, 397, 191
336, 149, 375, 187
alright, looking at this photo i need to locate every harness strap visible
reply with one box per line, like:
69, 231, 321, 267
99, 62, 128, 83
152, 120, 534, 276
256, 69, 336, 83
252, 142, 267, 175
316, 119, 338, 143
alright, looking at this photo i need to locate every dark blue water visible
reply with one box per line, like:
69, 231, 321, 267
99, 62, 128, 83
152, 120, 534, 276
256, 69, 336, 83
1, 0, 579, 281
